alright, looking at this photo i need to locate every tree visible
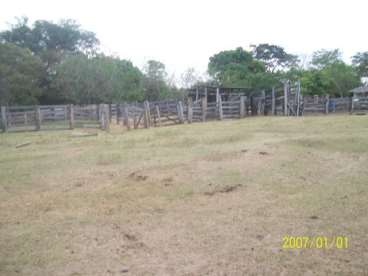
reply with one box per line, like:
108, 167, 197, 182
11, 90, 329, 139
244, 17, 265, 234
180, 67, 203, 89
1, 17, 100, 103
0, 42, 44, 105
52, 54, 144, 104
142, 60, 170, 100
208, 47, 278, 89
352, 52, 368, 79
311, 49, 342, 69
251, 43, 298, 72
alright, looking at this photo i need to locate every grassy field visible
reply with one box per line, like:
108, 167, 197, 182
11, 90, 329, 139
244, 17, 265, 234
1, 115, 368, 275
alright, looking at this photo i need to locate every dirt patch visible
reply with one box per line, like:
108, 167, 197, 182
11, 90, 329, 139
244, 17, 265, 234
128, 171, 148, 181
204, 184, 243, 196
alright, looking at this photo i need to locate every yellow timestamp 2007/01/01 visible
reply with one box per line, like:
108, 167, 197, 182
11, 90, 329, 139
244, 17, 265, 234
282, 236, 348, 249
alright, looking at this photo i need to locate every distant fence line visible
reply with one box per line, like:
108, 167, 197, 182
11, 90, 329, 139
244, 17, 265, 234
1, 93, 368, 133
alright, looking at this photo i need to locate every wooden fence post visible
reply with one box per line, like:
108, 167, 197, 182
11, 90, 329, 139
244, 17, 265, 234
177, 101, 184, 123
218, 96, 223, 120
284, 81, 288, 116
99, 104, 105, 129
216, 88, 220, 105
155, 105, 161, 127
116, 104, 121, 124
187, 98, 193, 123
240, 96, 246, 118
69, 104, 74, 129
1, 106, 7, 132
296, 81, 301, 116
143, 101, 150, 128
271, 87, 276, 115
201, 97, 207, 122
325, 95, 330, 114
35, 105, 41, 131
123, 104, 131, 130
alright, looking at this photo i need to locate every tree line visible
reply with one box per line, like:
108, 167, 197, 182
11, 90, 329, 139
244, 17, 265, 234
1, 17, 368, 105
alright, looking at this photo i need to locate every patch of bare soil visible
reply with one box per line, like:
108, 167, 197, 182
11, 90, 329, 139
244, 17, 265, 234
204, 184, 243, 196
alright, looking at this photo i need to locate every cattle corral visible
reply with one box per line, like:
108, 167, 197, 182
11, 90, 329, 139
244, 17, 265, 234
1, 82, 368, 133
0, 115, 368, 275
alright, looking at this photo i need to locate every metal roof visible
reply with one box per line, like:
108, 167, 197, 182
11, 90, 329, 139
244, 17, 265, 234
351, 86, 368, 93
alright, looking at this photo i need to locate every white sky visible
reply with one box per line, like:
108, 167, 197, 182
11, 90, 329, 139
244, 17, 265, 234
1, 0, 367, 79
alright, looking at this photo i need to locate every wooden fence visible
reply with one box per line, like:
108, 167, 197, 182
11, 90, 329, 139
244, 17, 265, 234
1, 93, 368, 133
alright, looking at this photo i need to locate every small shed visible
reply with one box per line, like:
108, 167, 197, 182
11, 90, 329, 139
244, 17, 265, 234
351, 86, 368, 98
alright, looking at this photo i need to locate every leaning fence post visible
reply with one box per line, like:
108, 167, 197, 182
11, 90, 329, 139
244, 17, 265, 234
155, 105, 161, 127
1, 106, 7, 132
240, 96, 246, 118
99, 104, 105, 129
116, 104, 121, 125
201, 97, 207, 122
35, 105, 41, 131
325, 95, 330, 114
69, 104, 74, 129
187, 98, 193, 123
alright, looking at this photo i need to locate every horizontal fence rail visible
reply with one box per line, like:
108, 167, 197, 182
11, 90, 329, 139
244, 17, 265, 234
1, 92, 368, 133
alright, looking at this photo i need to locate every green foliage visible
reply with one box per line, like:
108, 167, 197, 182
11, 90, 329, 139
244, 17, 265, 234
311, 49, 342, 69
352, 52, 368, 78
208, 47, 273, 88
0, 43, 43, 105
251, 43, 299, 72
52, 54, 144, 104
142, 60, 173, 100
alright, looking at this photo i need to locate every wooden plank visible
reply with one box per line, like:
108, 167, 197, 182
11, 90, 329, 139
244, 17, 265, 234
177, 101, 184, 123
284, 81, 288, 116
325, 95, 330, 114
271, 87, 276, 115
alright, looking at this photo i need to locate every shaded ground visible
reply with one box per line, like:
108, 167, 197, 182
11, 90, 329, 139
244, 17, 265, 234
0, 115, 368, 275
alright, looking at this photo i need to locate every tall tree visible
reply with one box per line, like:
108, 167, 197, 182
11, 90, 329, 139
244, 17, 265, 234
352, 52, 368, 79
52, 54, 144, 104
251, 43, 298, 72
142, 60, 170, 100
208, 47, 277, 89
311, 49, 342, 69
0, 43, 43, 105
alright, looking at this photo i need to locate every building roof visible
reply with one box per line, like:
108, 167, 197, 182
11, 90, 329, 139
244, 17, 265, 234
351, 86, 368, 93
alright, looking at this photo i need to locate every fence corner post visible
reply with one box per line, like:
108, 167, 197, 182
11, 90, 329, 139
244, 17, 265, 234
69, 104, 74, 129
1, 106, 7, 132
218, 96, 223, 120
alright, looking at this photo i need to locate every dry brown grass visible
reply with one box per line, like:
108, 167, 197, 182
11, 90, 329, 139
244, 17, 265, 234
0, 115, 368, 275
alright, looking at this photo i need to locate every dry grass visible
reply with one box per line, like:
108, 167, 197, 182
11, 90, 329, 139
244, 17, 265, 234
0, 115, 368, 275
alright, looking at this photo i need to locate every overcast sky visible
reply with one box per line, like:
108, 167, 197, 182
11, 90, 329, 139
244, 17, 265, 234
1, 0, 367, 79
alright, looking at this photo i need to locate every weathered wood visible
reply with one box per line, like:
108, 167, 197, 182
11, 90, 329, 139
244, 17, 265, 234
155, 105, 161, 127
116, 104, 121, 124
271, 87, 276, 115
177, 101, 184, 123
218, 96, 223, 120
240, 96, 246, 118
1, 106, 7, 132
143, 101, 150, 128
123, 104, 131, 130
109, 104, 113, 122
296, 81, 301, 116
35, 106, 41, 131
187, 98, 193, 123
284, 81, 288, 116
69, 104, 74, 129
15, 142, 32, 148
201, 97, 207, 122
325, 95, 330, 114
